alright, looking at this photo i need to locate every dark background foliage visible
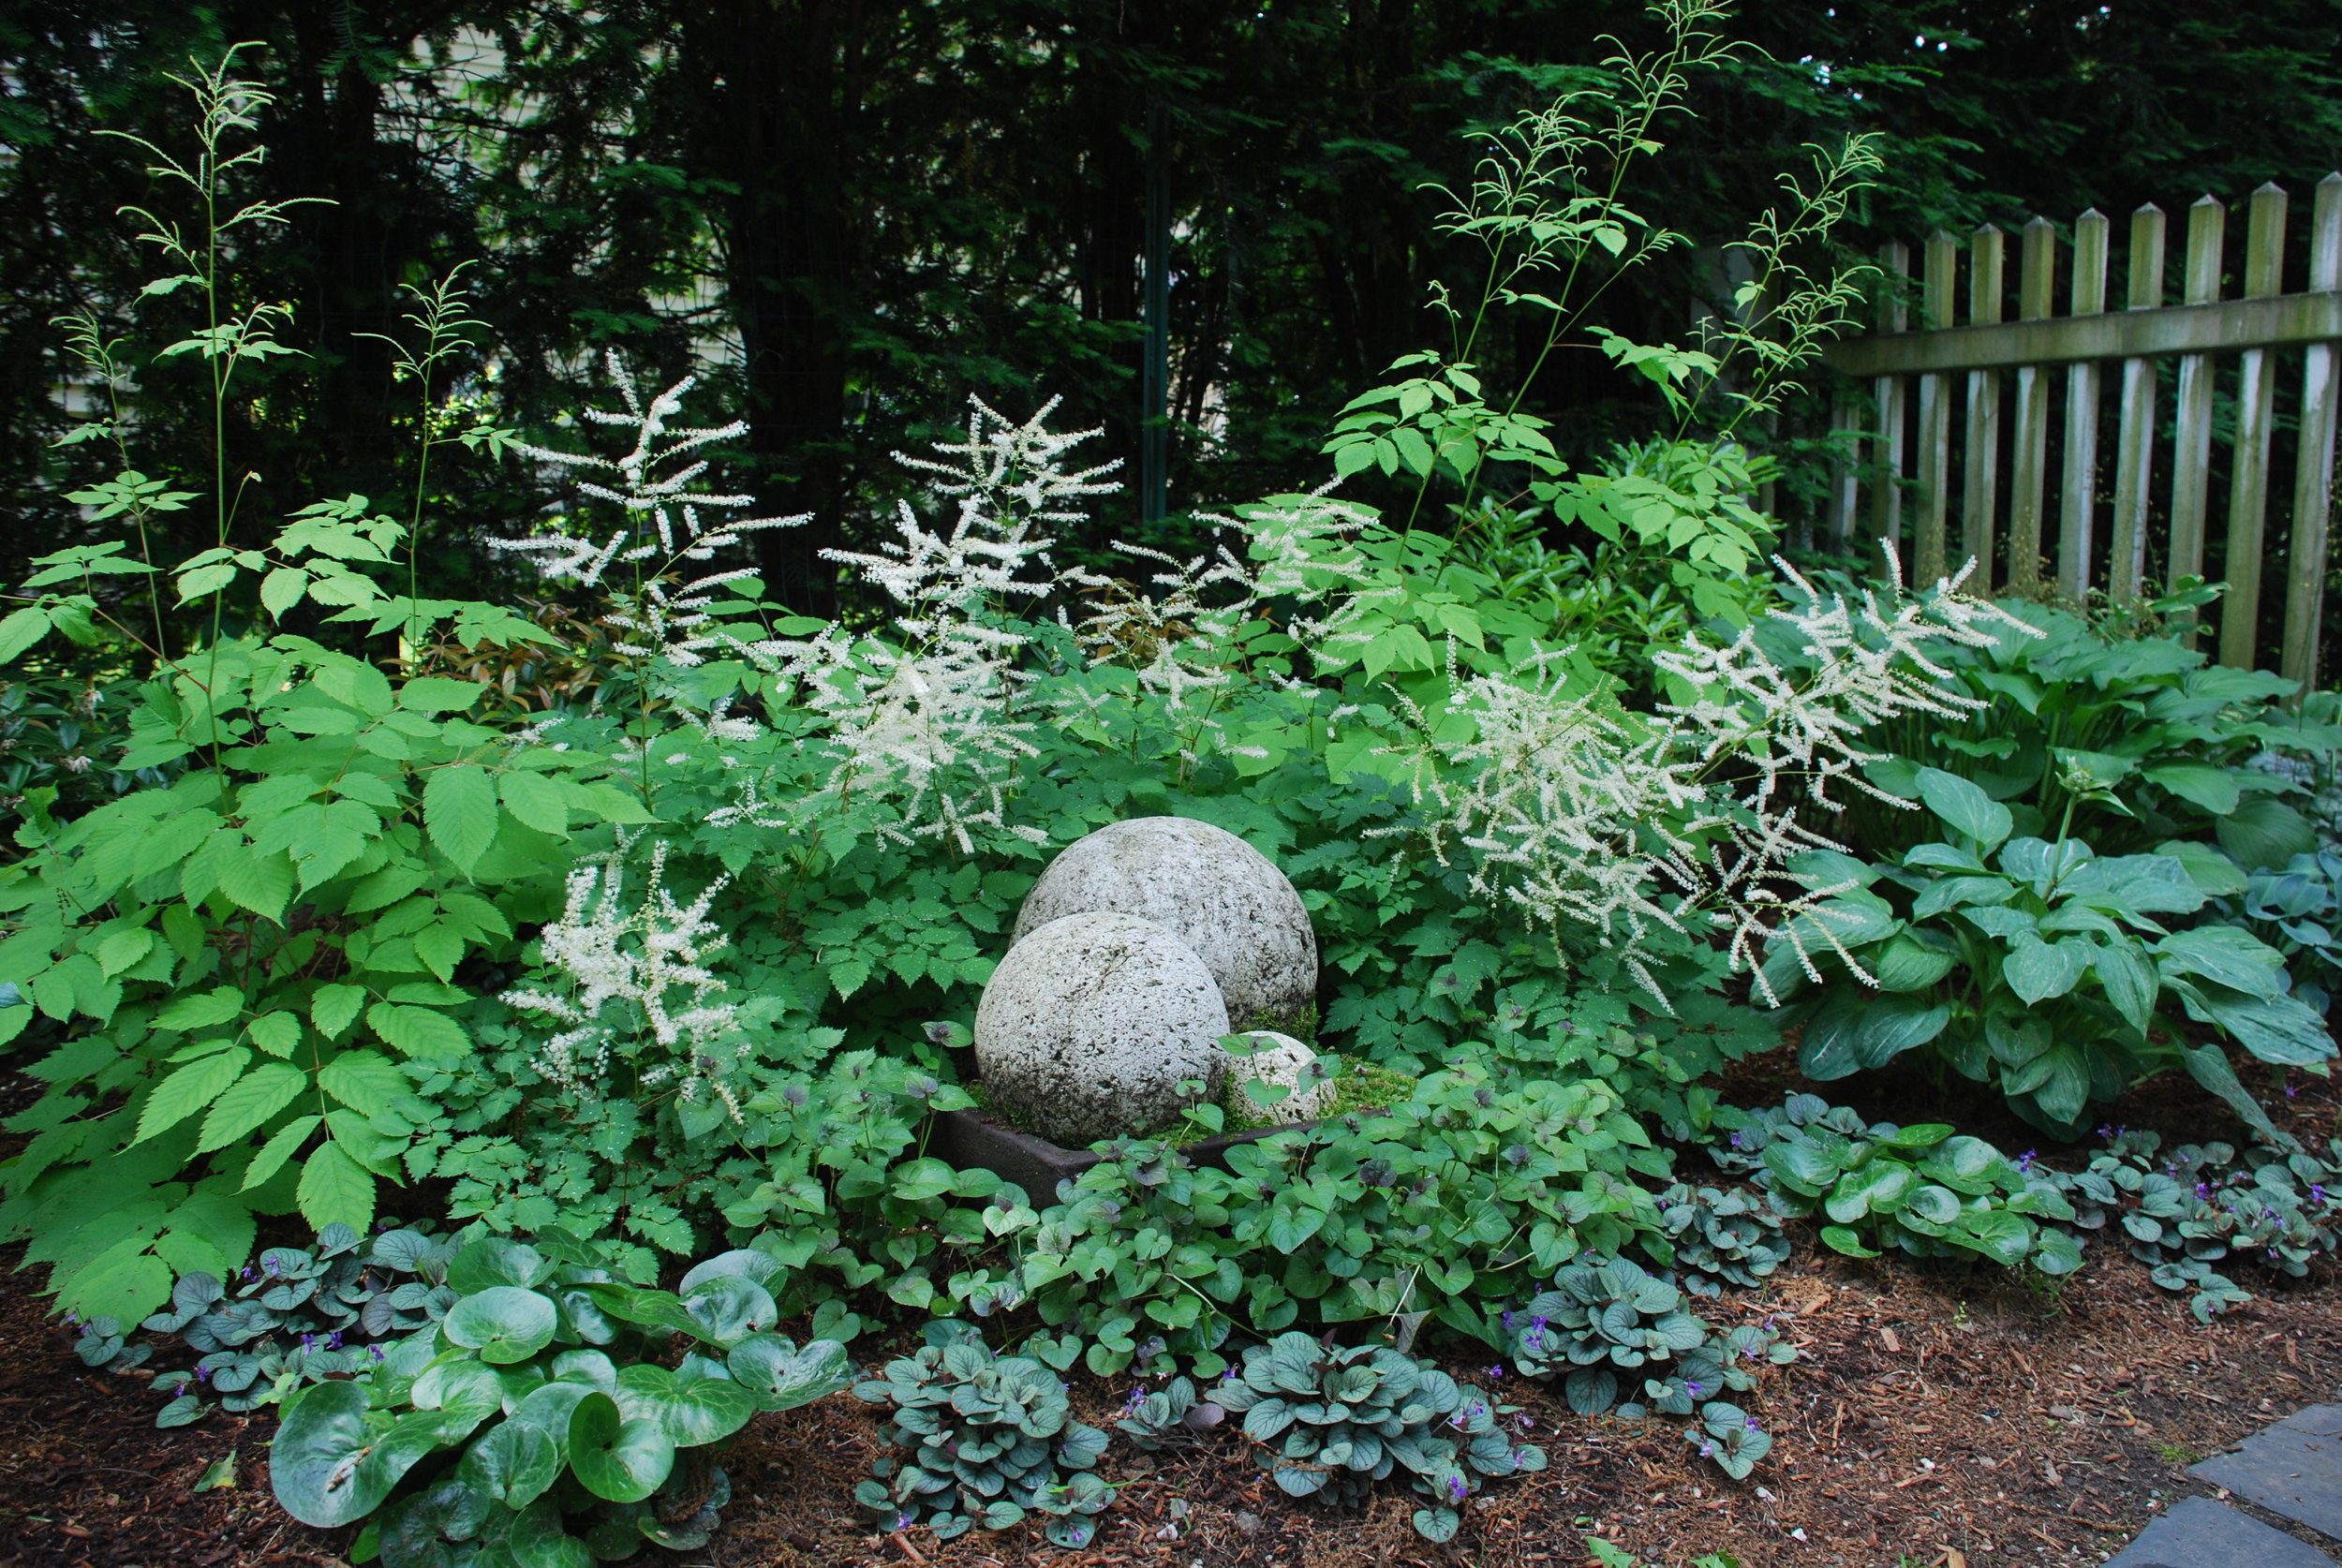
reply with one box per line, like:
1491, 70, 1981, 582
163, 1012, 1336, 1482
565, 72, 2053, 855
7, 0, 2341, 615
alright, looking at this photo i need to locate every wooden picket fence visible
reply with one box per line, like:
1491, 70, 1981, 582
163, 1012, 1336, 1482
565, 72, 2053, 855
1819, 175, 2342, 685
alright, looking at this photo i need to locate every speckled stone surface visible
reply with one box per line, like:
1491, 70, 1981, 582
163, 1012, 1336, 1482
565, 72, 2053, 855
1224, 1029, 1331, 1120
1012, 817, 1317, 1032
974, 910, 1229, 1146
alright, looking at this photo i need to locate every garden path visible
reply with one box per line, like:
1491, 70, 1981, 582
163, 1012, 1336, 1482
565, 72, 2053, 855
2108, 1404, 2342, 1566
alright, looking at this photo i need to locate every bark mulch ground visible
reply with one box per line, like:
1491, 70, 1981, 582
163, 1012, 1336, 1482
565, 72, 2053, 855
4, 1060, 2338, 1567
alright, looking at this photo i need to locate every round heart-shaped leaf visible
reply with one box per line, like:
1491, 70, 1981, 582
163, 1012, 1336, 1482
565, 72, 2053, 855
548, 1349, 616, 1395
444, 1287, 557, 1365
447, 1236, 553, 1294
680, 1274, 776, 1348
727, 1334, 852, 1413
677, 1248, 789, 1294
508, 1497, 593, 1568
271, 1381, 391, 1527
508, 1380, 594, 1457
615, 1364, 758, 1447
458, 1419, 561, 1510
568, 1391, 675, 1503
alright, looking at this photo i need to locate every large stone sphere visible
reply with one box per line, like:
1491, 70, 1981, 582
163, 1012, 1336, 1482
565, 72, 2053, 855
973, 910, 1230, 1146
1012, 817, 1318, 1033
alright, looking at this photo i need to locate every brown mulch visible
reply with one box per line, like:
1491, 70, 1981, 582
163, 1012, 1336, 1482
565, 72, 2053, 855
4, 1063, 2341, 1567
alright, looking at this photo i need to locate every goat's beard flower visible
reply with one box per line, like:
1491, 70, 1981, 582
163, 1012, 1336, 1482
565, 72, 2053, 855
501, 841, 747, 1121
1386, 545, 2036, 1008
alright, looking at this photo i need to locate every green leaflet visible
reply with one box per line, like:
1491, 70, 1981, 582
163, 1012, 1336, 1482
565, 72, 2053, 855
423, 765, 498, 873
136, 1047, 251, 1144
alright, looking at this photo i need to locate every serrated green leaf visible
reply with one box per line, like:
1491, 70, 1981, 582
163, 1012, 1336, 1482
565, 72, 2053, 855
297, 1141, 376, 1233
215, 846, 293, 924
136, 1047, 251, 1144
319, 1049, 406, 1116
423, 765, 498, 873
247, 1011, 302, 1058
497, 771, 569, 837
311, 984, 365, 1041
196, 1062, 305, 1152
242, 1115, 321, 1190
366, 1001, 470, 1061
259, 567, 308, 619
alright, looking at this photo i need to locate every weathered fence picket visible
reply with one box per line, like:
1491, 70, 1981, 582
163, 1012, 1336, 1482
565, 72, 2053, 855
1824, 172, 2342, 680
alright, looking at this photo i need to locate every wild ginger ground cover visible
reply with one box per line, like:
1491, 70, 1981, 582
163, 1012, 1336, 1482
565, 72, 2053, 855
4, 1057, 2336, 1568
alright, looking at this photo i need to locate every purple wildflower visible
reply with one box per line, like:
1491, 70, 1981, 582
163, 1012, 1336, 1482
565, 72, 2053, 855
1489, 1365, 1505, 1381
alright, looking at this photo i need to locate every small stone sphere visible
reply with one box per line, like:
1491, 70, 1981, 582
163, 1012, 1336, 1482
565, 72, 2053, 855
1012, 817, 1317, 1033
973, 910, 1230, 1147
1224, 1030, 1332, 1122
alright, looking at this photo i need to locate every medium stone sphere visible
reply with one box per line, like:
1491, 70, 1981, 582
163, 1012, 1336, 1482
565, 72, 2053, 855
1224, 1030, 1332, 1121
973, 910, 1229, 1146
1012, 817, 1317, 1033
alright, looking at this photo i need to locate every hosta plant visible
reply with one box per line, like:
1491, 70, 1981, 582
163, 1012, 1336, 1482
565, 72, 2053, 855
852, 1322, 1113, 1547
269, 1235, 850, 1562
1708, 1096, 2083, 1275
1767, 766, 2332, 1137
1209, 1331, 1545, 1544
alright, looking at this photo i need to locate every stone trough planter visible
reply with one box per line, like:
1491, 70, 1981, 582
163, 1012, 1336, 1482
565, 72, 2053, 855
926, 1102, 1317, 1203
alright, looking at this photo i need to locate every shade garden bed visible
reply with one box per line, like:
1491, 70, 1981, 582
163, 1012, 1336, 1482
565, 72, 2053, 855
7, 1059, 2339, 1568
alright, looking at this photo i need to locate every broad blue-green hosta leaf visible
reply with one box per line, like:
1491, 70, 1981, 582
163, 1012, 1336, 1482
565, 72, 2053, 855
1868, 933, 1956, 992
2156, 927, 2290, 999
2092, 941, 2159, 1035
2004, 1043, 2091, 1125
1997, 836, 2090, 891
2143, 762, 2240, 815
2174, 985, 2336, 1068
1916, 767, 2012, 851
1912, 874, 2017, 921
2003, 933, 2092, 1004
2218, 796, 2318, 871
